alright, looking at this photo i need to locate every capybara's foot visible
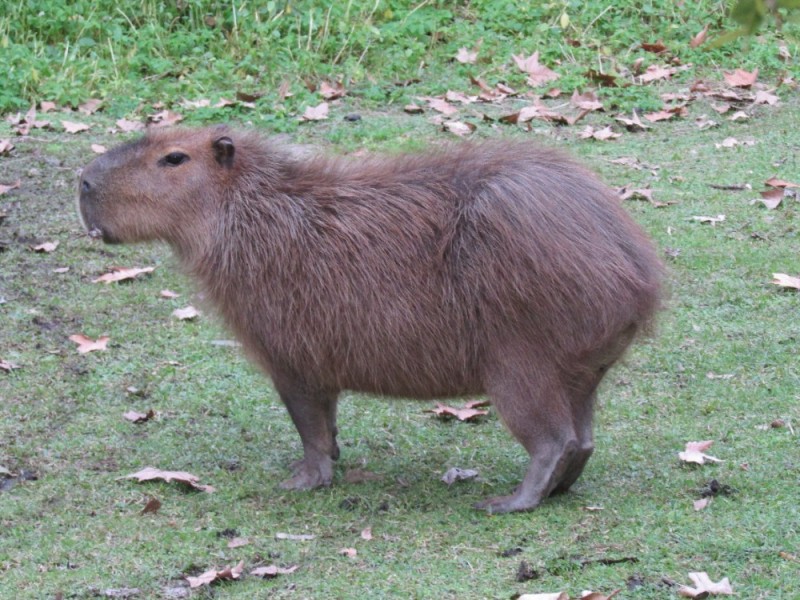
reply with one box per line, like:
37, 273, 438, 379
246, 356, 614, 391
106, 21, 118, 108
280, 456, 333, 490
474, 492, 541, 514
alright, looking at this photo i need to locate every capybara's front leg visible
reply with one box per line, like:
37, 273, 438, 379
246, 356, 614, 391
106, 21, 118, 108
272, 373, 340, 490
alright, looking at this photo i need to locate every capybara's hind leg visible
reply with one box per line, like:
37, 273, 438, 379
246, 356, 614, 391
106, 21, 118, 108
476, 361, 579, 513
551, 390, 596, 495
272, 372, 340, 490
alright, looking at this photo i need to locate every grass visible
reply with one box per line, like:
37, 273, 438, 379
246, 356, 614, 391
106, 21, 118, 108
1, 1, 800, 598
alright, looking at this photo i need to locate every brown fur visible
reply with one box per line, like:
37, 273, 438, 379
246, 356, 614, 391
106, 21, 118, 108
78, 126, 663, 513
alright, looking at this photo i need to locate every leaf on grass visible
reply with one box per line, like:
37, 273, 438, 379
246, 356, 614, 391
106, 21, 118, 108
518, 593, 568, 600
579, 125, 620, 141
227, 537, 250, 549
39, 101, 57, 113
1, 359, 21, 372
512, 52, 560, 86
441, 467, 479, 485
714, 137, 754, 148
32, 241, 59, 253
141, 497, 161, 515
463, 399, 490, 409
91, 144, 107, 154
615, 112, 650, 131
251, 564, 299, 578
186, 561, 244, 588
125, 467, 215, 493
404, 104, 424, 114
275, 532, 315, 541
344, 468, 382, 484
428, 402, 488, 421
711, 102, 731, 114
0, 139, 14, 154
173, 306, 200, 320
160, 289, 180, 299
639, 65, 677, 83
93, 266, 155, 284
301, 102, 329, 121
319, 81, 346, 100
455, 46, 478, 64
765, 177, 800, 189
124, 410, 155, 423
644, 110, 678, 123
0, 180, 21, 195
78, 99, 102, 115
442, 121, 476, 137
728, 110, 749, 121
724, 68, 757, 88
678, 441, 722, 465
641, 40, 667, 54
771, 273, 800, 290
340, 548, 358, 558
116, 118, 145, 133
693, 497, 711, 511
69, 334, 110, 354
570, 90, 603, 111
690, 24, 710, 48
581, 591, 622, 600
360, 527, 373, 541
678, 572, 733, 597
501, 101, 567, 125
691, 214, 725, 225
427, 97, 459, 116
444, 90, 477, 105
62, 121, 91, 134
753, 90, 779, 106
148, 110, 184, 128
753, 189, 783, 209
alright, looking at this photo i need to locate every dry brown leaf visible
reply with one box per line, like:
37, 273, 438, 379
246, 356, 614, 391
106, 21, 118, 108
91, 144, 107, 154
455, 46, 478, 64
579, 125, 620, 141
678, 572, 733, 597
428, 402, 488, 422
182, 98, 211, 109
160, 289, 180, 299
755, 189, 783, 209
644, 110, 677, 122
640, 64, 677, 83
711, 102, 731, 114
441, 467, 479, 485
512, 51, 560, 86
93, 266, 155, 284
251, 564, 298, 578
344, 468, 382, 484
772, 273, 800, 290
427, 97, 459, 116
693, 497, 711, 511
69, 334, 110, 354
1, 359, 21, 372
442, 121, 476, 137
404, 104, 424, 114
78, 99, 102, 115
319, 81, 346, 100
124, 409, 155, 423
62, 120, 90, 134
0, 180, 21, 195
570, 90, 603, 111
641, 40, 667, 54
690, 24, 710, 48
724, 68, 758, 88
518, 593, 568, 600
148, 110, 183, 128
691, 214, 725, 225
728, 110, 749, 121
765, 177, 800, 189
227, 537, 250, 549
125, 467, 215, 493
753, 90, 779, 106
186, 561, 244, 588
173, 306, 200, 320
445, 90, 477, 105
339, 548, 358, 558
0, 139, 14, 154
715, 137, 753, 149
463, 399, 490, 409
39, 101, 57, 113
679, 440, 722, 464
300, 102, 329, 121
275, 532, 315, 541
32, 241, 59, 253
141, 496, 161, 515
53, 267, 70, 274
615, 112, 650, 131
116, 118, 144, 133
360, 527, 373, 541
581, 591, 622, 600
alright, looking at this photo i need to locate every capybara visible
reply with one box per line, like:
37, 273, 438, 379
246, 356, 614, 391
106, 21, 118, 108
78, 126, 662, 513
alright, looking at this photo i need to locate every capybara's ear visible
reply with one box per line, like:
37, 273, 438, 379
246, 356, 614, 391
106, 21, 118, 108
213, 136, 235, 168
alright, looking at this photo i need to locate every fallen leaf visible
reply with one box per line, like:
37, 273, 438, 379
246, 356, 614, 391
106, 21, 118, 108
518, 594, 568, 600
360, 527, 373, 541
615, 112, 650, 131
753, 90, 779, 106
693, 497, 711, 511
679, 441, 722, 465
714, 137, 754, 148
62, 120, 90, 134
0, 180, 21, 195
124, 410, 155, 423
691, 214, 725, 225
39, 101, 57, 113
641, 40, 667, 53
690, 24, 710, 48
124, 467, 215, 493
78, 99, 102, 115
339, 548, 358, 558
160, 289, 180, 299
428, 402, 488, 422
512, 51, 560, 86
570, 90, 603, 111
639, 64, 677, 83
69, 334, 110, 354
728, 110, 749, 121
455, 46, 478, 64
1, 359, 21, 372
319, 81, 346, 100
186, 561, 243, 588
579, 125, 620, 141
441, 467, 479, 485
644, 110, 678, 122
344, 468, 382, 484
148, 110, 183, 128
173, 306, 200, 320
93, 266, 155, 284
585, 69, 617, 87
0, 139, 14, 154
772, 273, 800, 290
141, 497, 161, 515
678, 572, 733, 597
765, 177, 800, 189
116, 118, 145, 133
754, 189, 783, 209
32, 241, 59, 253
301, 102, 329, 121
404, 104, 424, 114
442, 121, 476, 137
91, 144, 107, 154
427, 97, 459, 116
235, 90, 264, 103
227, 537, 250, 549
445, 90, 477, 105
251, 564, 298, 578
182, 98, 211, 109
694, 115, 718, 130
463, 399, 490, 409
275, 532, 315, 541
582, 505, 604, 511
724, 68, 758, 88
711, 102, 731, 114
581, 591, 622, 600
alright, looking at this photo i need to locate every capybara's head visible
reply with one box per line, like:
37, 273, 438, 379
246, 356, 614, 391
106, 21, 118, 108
78, 126, 236, 244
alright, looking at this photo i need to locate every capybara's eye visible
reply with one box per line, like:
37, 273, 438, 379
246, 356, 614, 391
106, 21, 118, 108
162, 152, 190, 166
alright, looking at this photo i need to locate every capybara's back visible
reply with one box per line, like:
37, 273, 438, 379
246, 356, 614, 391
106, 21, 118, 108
78, 127, 662, 512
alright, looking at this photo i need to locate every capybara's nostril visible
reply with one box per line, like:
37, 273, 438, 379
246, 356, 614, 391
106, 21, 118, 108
81, 179, 91, 193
